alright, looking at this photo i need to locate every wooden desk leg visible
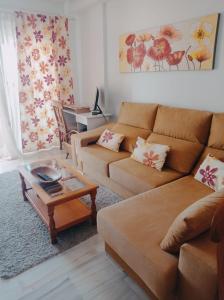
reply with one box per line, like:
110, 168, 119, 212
48, 206, 57, 244
19, 173, 28, 201
90, 190, 97, 225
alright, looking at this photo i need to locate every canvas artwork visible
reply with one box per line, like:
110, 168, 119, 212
119, 13, 219, 73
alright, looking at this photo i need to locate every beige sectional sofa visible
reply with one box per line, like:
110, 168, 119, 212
71, 102, 222, 300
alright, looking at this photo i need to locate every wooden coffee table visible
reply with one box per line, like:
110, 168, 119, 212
18, 159, 98, 244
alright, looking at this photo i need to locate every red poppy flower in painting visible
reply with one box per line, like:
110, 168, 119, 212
147, 38, 171, 61
44, 74, 55, 86
127, 43, 146, 69
199, 165, 218, 188
125, 34, 136, 46
159, 25, 181, 41
29, 132, 38, 142
127, 47, 134, 64
166, 50, 185, 66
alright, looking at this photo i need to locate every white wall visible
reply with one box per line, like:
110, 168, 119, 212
70, 0, 224, 117
70, 2, 105, 108
0, 0, 64, 14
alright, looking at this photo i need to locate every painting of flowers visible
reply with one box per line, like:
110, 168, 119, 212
119, 13, 219, 73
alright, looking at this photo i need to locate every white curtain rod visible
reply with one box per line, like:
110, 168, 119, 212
0, 7, 76, 21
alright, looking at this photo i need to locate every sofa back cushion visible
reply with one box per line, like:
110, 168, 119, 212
118, 101, 158, 130
112, 123, 150, 152
149, 105, 212, 173
153, 105, 212, 144
208, 113, 224, 149
193, 113, 224, 175
147, 133, 204, 174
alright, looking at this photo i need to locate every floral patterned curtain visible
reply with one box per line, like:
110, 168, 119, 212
15, 12, 75, 153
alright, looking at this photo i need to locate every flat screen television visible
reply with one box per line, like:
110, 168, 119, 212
92, 87, 102, 115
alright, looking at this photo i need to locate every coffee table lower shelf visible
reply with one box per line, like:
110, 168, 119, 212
25, 189, 92, 239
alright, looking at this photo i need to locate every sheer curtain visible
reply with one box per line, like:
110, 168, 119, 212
0, 12, 21, 159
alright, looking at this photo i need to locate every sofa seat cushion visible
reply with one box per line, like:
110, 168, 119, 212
97, 176, 213, 299
79, 144, 130, 177
109, 158, 182, 194
178, 234, 217, 300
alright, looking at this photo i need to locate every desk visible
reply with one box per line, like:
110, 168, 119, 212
63, 108, 112, 132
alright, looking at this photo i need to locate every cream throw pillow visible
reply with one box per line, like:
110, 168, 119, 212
194, 154, 224, 191
160, 189, 224, 254
97, 129, 125, 152
131, 137, 170, 171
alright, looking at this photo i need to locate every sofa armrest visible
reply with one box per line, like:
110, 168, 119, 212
71, 122, 115, 166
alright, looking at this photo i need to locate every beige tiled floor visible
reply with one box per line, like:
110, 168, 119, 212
0, 150, 149, 300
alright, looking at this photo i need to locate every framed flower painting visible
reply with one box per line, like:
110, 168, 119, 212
119, 13, 220, 73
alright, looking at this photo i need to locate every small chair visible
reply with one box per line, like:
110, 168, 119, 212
52, 101, 78, 159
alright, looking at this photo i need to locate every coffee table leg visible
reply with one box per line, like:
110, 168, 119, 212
19, 173, 28, 201
48, 206, 57, 244
90, 190, 97, 225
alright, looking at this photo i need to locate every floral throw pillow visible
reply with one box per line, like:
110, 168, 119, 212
97, 129, 125, 152
194, 154, 224, 191
131, 137, 170, 171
